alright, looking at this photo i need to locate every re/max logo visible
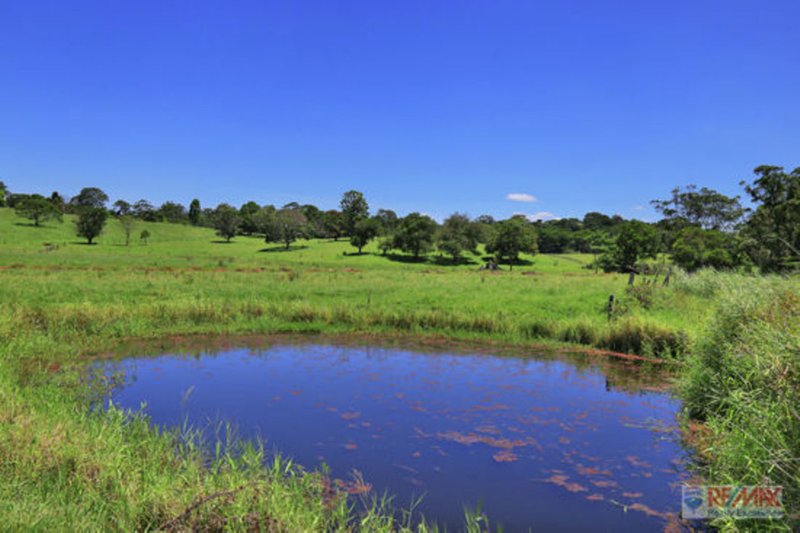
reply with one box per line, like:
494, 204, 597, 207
682, 485, 784, 519
708, 485, 782, 509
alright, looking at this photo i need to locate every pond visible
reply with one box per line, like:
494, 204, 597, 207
100, 338, 692, 531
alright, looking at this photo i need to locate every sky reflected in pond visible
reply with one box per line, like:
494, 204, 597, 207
102, 343, 691, 531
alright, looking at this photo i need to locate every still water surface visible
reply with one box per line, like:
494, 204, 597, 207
102, 341, 690, 531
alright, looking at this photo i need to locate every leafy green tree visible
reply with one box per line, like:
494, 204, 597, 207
601, 220, 659, 272
740, 165, 800, 271
70, 187, 109, 211
119, 215, 135, 246
651, 185, 745, 231
535, 222, 573, 253
252, 205, 276, 235
140, 229, 151, 244
300, 204, 325, 238
393, 212, 438, 260
582, 212, 615, 231
113, 199, 132, 216
76, 207, 108, 244
49, 191, 66, 212
212, 203, 240, 242
437, 213, 481, 262
340, 190, 369, 236
378, 237, 394, 256
485, 218, 538, 270
239, 201, 261, 234
158, 201, 187, 223
473, 215, 495, 244
15, 195, 62, 226
200, 208, 215, 227
671, 227, 740, 272
188, 199, 202, 226
133, 199, 158, 221
5, 193, 31, 208
263, 207, 307, 249
654, 216, 692, 252
322, 210, 345, 240
0, 181, 7, 207
374, 209, 399, 235
350, 218, 379, 254
587, 232, 614, 272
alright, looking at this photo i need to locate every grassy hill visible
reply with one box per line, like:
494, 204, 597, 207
0, 207, 705, 355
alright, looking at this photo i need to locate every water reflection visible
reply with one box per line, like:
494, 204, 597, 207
101, 339, 690, 531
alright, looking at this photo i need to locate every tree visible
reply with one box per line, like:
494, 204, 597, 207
0, 181, 7, 207
350, 218, 379, 254
654, 216, 692, 252
212, 204, 240, 242
15, 195, 62, 226
239, 201, 261, 234
113, 199, 132, 216
70, 187, 109, 211
158, 201, 187, 223
322, 210, 345, 240
374, 209, 399, 235
587, 232, 613, 273
378, 237, 394, 256
76, 207, 108, 244
140, 229, 151, 244
5, 193, 31, 208
437, 213, 481, 262
740, 165, 800, 271
582, 212, 614, 231
119, 215, 135, 246
49, 191, 66, 213
188, 199, 202, 226
393, 212, 438, 260
340, 190, 369, 236
485, 218, 538, 270
535, 221, 573, 253
263, 207, 307, 249
651, 185, 745, 231
301, 204, 325, 238
601, 220, 659, 272
671, 227, 740, 272
133, 199, 158, 221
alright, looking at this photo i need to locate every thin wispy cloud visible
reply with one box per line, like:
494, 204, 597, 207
633, 205, 645, 211
506, 192, 537, 203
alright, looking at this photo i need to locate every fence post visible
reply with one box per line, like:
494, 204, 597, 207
662, 268, 672, 287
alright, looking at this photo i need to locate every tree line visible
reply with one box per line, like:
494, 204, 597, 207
2, 164, 798, 272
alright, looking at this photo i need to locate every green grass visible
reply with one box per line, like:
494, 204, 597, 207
678, 273, 800, 530
1, 207, 797, 530
0, 209, 706, 359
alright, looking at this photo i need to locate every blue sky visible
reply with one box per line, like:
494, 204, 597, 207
1, 1, 798, 222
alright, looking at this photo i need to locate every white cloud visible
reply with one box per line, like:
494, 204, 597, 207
529, 211, 558, 221
633, 205, 645, 211
514, 211, 559, 222
506, 192, 537, 203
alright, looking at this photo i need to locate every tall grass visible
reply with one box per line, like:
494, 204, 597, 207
680, 276, 800, 531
